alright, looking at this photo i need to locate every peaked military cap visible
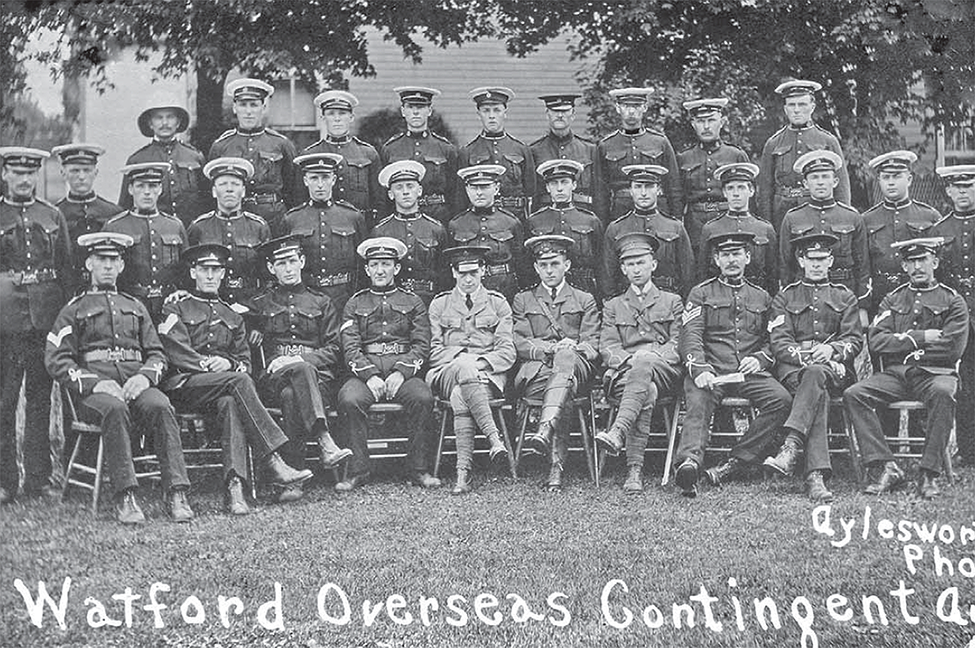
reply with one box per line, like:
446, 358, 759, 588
682, 97, 729, 118
936, 165, 975, 187
226, 78, 274, 101
203, 157, 254, 181
315, 90, 359, 112
394, 86, 441, 105
51, 143, 105, 166
378, 160, 426, 187
357, 237, 408, 261
616, 232, 659, 260
458, 164, 505, 185
294, 153, 343, 174
622, 164, 668, 183
792, 232, 838, 258
77, 232, 133, 257
536, 158, 584, 181
0, 147, 49, 169
891, 237, 944, 260
609, 87, 653, 104
775, 80, 823, 97
526, 235, 574, 260
793, 150, 843, 176
868, 150, 918, 173
538, 94, 581, 110
259, 234, 305, 262
443, 245, 491, 272
184, 243, 231, 267
709, 231, 756, 253
469, 87, 515, 106
120, 162, 171, 183
714, 162, 760, 184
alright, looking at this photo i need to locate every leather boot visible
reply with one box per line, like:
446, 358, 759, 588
864, 461, 905, 495
276, 482, 304, 504
595, 425, 625, 456
168, 488, 194, 523
226, 475, 251, 515
318, 428, 353, 469
410, 472, 442, 488
805, 470, 834, 502
526, 374, 574, 455
265, 452, 313, 486
334, 472, 369, 492
115, 489, 145, 525
675, 458, 699, 498
524, 420, 555, 457
452, 469, 471, 495
546, 461, 563, 492
485, 430, 509, 465
623, 464, 644, 493
916, 469, 940, 500
763, 435, 802, 476
705, 457, 742, 487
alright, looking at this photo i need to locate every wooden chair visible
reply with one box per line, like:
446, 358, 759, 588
595, 394, 681, 487
513, 394, 597, 483
433, 398, 517, 478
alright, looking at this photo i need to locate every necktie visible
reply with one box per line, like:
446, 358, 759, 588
465, 294, 473, 310
550, 286, 558, 302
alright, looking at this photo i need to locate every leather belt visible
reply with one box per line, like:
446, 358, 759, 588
776, 187, 808, 198
417, 195, 446, 206
224, 277, 259, 289
364, 342, 408, 355
311, 272, 351, 287
484, 263, 511, 277
539, 194, 592, 205
245, 193, 282, 205
497, 196, 526, 208
5, 269, 58, 285
829, 268, 853, 280
275, 344, 314, 357
690, 201, 727, 212
400, 278, 435, 293
951, 276, 974, 289
84, 348, 143, 363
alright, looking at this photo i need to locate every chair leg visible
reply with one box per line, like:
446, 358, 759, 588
577, 405, 596, 483
62, 432, 84, 502
513, 402, 532, 472
661, 402, 680, 486
495, 408, 517, 479
92, 437, 105, 513
433, 405, 449, 479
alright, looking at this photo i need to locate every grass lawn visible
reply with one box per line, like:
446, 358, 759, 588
2, 455, 974, 648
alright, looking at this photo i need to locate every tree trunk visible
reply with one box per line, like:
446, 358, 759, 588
192, 60, 227, 156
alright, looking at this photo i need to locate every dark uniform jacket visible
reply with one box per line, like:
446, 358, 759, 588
680, 276, 774, 379
593, 128, 683, 222
45, 287, 167, 397
870, 281, 969, 373
779, 199, 869, 305
447, 205, 527, 300
371, 212, 448, 303
157, 290, 251, 389
460, 132, 535, 215
527, 202, 604, 298
599, 282, 683, 373
380, 130, 458, 223
677, 141, 749, 214
0, 196, 71, 333
210, 127, 298, 208
56, 193, 123, 293
602, 208, 694, 298
187, 210, 270, 304
698, 211, 778, 295
862, 198, 941, 314
768, 278, 862, 382
102, 210, 187, 302
932, 210, 975, 320
304, 136, 382, 221
119, 139, 208, 224
512, 282, 600, 386
529, 131, 595, 206
340, 285, 430, 381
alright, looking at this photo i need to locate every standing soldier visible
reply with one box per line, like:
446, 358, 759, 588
678, 98, 750, 252
158, 244, 313, 514
698, 163, 778, 295
593, 88, 683, 223
46, 232, 192, 524
673, 232, 792, 498
103, 162, 187, 322
0, 147, 71, 504
845, 237, 969, 499
372, 160, 448, 305
52, 143, 124, 295
303, 90, 382, 225
209, 79, 297, 228
602, 164, 694, 298
765, 233, 862, 502
336, 237, 440, 491
529, 94, 595, 209
526, 159, 604, 299
119, 102, 207, 226
427, 245, 516, 494
862, 151, 941, 316
275, 153, 366, 314
448, 164, 527, 302
459, 87, 535, 220
594, 232, 683, 493
514, 236, 600, 491
758, 80, 850, 231
380, 86, 458, 225
932, 164, 975, 464
187, 157, 270, 305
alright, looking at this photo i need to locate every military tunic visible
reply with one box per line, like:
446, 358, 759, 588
447, 205, 527, 302
119, 139, 208, 226
757, 123, 850, 231
677, 141, 749, 250
303, 135, 382, 223
698, 211, 778, 295
380, 130, 459, 225
56, 192, 124, 294
187, 210, 270, 304
529, 131, 596, 207
602, 208, 694, 298
592, 128, 683, 223
527, 202, 605, 299
371, 211, 448, 305
459, 132, 536, 219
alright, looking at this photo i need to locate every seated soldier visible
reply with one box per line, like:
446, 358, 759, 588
766, 232, 863, 502
595, 232, 684, 493
427, 245, 516, 494
158, 243, 313, 514
336, 236, 440, 491
45, 232, 193, 524
248, 235, 352, 502
514, 235, 600, 491
674, 232, 792, 497
845, 237, 969, 499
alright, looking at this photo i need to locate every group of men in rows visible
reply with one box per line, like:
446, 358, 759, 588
1, 76, 973, 523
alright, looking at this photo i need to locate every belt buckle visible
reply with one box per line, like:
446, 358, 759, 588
147, 286, 163, 298
106, 348, 125, 362
20, 270, 38, 285
381, 343, 397, 355
226, 278, 243, 289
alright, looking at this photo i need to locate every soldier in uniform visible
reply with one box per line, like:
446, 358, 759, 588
248, 235, 351, 501
526, 159, 604, 299
52, 143, 123, 295
779, 151, 869, 318
380, 86, 458, 225
0, 147, 71, 504
209, 79, 298, 228
758, 80, 851, 231
336, 237, 440, 491
427, 245, 516, 495
593, 88, 683, 223
459, 87, 535, 220
158, 244, 314, 513
514, 235, 600, 490
677, 98, 750, 252
275, 153, 366, 314
447, 164, 527, 302
698, 162, 778, 295
45, 232, 192, 524
673, 232, 792, 498
371, 160, 448, 305
594, 232, 683, 493
302, 90, 382, 225
765, 233, 863, 501
863, 151, 941, 316
932, 164, 975, 463
602, 164, 694, 298
845, 237, 969, 499
529, 94, 596, 209
118, 102, 207, 226
187, 157, 270, 305
103, 162, 187, 322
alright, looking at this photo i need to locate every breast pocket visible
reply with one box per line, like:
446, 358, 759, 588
829, 223, 855, 261
743, 301, 768, 336
161, 234, 184, 266
255, 150, 283, 184
79, 305, 108, 339
173, 160, 201, 191
328, 225, 357, 261
654, 230, 680, 267
867, 221, 891, 259
567, 223, 597, 258
119, 305, 143, 335
262, 302, 290, 335
772, 143, 795, 175
423, 156, 448, 191
29, 220, 61, 260
468, 150, 490, 165
413, 236, 440, 267
501, 154, 524, 188
486, 229, 514, 262
704, 297, 733, 330
639, 147, 664, 164
345, 157, 373, 192
604, 150, 628, 177
296, 305, 324, 337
